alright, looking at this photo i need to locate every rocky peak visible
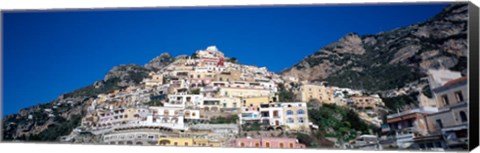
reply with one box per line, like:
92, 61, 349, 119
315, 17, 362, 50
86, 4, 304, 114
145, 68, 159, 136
324, 32, 365, 55
104, 64, 150, 87
282, 3, 468, 92
144, 52, 173, 71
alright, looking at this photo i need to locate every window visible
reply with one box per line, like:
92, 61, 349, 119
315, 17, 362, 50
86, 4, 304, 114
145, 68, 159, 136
289, 143, 294, 148
174, 142, 178, 146
442, 95, 449, 105
240, 142, 245, 147
419, 143, 425, 149
287, 118, 294, 123
436, 119, 443, 128
265, 142, 270, 148
273, 111, 279, 117
455, 91, 464, 102
298, 117, 304, 123
255, 143, 260, 147
185, 142, 188, 146
279, 143, 284, 148
286, 110, 293, 115
407, 120, 414, 127
426, 143, 434, 148
460, 111, 468, 122
297, 109, 305, 115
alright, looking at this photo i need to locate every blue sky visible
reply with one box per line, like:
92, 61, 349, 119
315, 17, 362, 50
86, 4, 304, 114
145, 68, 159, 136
2, 3, 449, 115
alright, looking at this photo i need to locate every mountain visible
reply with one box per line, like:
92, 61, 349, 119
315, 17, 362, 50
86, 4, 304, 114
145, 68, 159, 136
281, 3, 468, 92
1, 3, 469, 142
2, 53, 173, 141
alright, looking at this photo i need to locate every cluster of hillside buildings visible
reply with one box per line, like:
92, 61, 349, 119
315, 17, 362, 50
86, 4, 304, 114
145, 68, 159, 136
61, 46, 468, 151
72, 46, 318, 148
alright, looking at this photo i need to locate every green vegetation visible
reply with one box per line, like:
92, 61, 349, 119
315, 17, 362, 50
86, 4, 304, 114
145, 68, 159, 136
296, 132, 319, 147
277, 83, 295, 102
325, 64, 423, 91
227, 57, 238, 63
209, 115, 238, 124
190, 88, 200, 94
145, 99, 163, 106
26, 115, 82, 141
382, 92, 419, 112
191, 53, 198, 59
63, 78, 121, 98
449, 56, 467, 73
242, 122, 261, 131
421, 85, 433, 98
308, 104, 374, 142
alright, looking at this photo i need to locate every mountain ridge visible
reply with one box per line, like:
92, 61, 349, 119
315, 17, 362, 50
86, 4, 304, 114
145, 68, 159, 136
281, 3, 468, 93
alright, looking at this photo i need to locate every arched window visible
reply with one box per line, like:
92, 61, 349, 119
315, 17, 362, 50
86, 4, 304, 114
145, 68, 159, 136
265, 142, 270, 148
297, 109, 305, 115
240, 142, 245, 147
286, 110, 293, 115
460, 111, 468, 122
289, 143, 294, 148
287, 118, 294, 123
255, 143, 260, 147
279, 143, 284, 148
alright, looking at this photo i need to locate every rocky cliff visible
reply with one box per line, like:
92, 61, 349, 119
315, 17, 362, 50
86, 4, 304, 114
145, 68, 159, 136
282, 3, 468, 92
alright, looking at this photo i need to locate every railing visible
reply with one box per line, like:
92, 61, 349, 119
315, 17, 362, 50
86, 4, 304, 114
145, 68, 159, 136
395, 133, 414, 141
387, 107, 438, 118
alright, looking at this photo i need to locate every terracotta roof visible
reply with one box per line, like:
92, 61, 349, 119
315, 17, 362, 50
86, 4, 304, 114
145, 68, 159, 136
443, 76, 467, 86
432, 76, 467, 93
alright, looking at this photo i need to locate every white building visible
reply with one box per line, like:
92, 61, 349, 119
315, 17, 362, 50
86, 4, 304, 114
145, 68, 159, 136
165, 94, 204, 108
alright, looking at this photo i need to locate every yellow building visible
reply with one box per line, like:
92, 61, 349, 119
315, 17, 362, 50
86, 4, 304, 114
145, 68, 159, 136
281, 102, 309, 131
157, 137, 221, 147
144, 72, 164, 88
214, 70, 241, 82
297, 84, 335, 104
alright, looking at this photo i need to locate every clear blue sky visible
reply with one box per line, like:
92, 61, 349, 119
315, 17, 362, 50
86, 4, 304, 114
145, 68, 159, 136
2, 3, 449, 115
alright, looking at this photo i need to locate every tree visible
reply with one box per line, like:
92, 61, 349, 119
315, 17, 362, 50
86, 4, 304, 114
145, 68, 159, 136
227, 57, 238, 63
308, 104, 373, 143
191, 88, 200, 95
296, 133, 318, 147
191, 53, 198, 59
209, 115, 238, 124
277, 83, 295, 102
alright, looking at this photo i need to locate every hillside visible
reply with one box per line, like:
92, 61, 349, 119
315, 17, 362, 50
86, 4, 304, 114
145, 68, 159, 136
2, 53, 173, 141
281, 3, 468, 93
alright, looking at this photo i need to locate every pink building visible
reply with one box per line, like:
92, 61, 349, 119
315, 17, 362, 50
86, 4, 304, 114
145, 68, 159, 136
229, 137, 306, 149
